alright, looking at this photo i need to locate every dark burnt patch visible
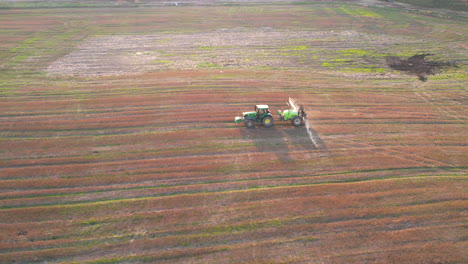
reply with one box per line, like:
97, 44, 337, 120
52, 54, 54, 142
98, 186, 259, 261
386, 54, 457, 81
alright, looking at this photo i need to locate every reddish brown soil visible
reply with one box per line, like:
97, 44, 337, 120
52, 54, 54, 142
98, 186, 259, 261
0, 2, 466, 263
1, 70, 466, 263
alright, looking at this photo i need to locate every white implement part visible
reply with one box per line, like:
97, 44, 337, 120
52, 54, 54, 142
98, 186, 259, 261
289, 97, 318, 148
288, 97, 299, 112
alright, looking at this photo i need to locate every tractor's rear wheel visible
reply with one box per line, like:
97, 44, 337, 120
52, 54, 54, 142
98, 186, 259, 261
262, 116, 274, 128
245, 119, 254, 128
292, 116, 302, 126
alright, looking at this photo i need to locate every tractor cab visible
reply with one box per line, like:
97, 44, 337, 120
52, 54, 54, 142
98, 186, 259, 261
254, 105, 270, 118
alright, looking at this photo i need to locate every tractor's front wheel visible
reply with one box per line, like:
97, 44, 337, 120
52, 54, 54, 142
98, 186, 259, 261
262, 116, 274, 128
245, 119, 255, 128
292, 116, 302, 126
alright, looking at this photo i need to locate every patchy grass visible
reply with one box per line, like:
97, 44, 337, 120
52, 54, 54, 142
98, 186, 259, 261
339, 6, 383, 18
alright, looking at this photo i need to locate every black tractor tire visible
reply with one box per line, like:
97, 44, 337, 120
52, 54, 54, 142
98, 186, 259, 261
245, 119, 255, 128
262, 116, 274, 128
292, 116, 302, 126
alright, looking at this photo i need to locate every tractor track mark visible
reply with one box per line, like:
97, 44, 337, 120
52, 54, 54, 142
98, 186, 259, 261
415, 91, 464, 121
412, 84, 466, 122
382, 147, 454, 168
1, 177, 461, 211
329, 135, 454, 168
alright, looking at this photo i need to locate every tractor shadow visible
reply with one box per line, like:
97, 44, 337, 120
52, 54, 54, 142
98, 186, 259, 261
240, 123, 328, 162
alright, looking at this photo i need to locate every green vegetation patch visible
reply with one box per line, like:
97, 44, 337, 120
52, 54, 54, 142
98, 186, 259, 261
197, 61, 221, 69
153, 60, 173, 65
197, 46, 234, 50
338, 6, 383, 18
284, 45, 309, 51
321, 48, 387, 74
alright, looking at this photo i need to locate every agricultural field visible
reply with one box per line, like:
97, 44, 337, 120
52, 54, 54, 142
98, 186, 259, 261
0, 0, 467, 263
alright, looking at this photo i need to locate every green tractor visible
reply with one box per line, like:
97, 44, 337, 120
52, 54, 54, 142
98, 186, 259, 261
235, 104, 274, 128
235, 98, 307, 128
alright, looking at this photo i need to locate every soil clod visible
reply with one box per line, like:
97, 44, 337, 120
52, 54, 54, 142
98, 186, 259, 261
17, 230, 28, 236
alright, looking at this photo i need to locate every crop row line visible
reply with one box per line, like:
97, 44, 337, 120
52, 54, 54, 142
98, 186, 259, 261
1, 163, 464, 196
1, 174, 464, 210
1, 204, 464, 258
1, 119, 465, 139
1, 163, 464, 189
